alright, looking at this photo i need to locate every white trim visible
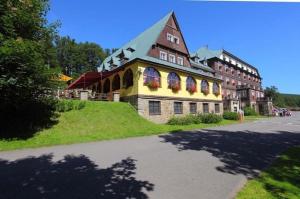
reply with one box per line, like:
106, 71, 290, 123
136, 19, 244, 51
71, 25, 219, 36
159, 51, 167, 61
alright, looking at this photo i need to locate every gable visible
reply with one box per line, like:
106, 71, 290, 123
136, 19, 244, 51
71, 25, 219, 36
147, 13, 191, 67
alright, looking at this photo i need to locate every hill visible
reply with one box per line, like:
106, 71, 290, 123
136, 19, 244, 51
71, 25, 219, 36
0, 101, 236, 151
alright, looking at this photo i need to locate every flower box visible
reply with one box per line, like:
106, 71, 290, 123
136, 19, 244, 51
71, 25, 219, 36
145, 79, 160, 89
187, 84, 196, 93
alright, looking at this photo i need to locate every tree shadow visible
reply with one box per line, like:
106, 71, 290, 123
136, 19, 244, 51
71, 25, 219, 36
0, 154, 154, 199
159, 130, 300, 178
0, 101, 59, 140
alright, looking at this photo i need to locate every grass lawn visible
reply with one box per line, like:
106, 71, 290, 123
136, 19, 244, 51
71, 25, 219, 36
236, 147, 300, 199
0, 101, 263, 151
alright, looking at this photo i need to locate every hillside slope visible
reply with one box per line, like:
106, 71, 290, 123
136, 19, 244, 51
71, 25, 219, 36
0, 101, 235, 151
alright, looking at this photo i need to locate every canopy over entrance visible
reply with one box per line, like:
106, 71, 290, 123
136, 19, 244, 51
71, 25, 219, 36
67, 71, 113, 90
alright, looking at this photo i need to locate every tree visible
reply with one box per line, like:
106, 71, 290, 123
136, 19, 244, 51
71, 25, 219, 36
264, 86, 285, 107
0, 0, 60, 137
55, 36, 106, 78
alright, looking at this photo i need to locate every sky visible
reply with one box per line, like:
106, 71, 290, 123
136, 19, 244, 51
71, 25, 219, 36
47, 0, 300, 94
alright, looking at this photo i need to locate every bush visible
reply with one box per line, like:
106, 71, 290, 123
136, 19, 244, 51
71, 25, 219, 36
223, 111, 239, 120
168, 113, 221, 125
56, 100, 66, 112
244, 106, 258, 116
199, 113, 223, 124
65, 100, 74, 111
76, 101, 86, 110
56, 100, 86, 112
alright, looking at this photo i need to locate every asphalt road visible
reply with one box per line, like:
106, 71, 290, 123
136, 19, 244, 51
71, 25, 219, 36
1, 113, 300, 199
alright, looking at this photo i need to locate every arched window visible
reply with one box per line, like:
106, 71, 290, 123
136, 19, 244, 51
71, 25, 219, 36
103, 78, 110, 93
186, 76, 196, 93
123, 69, 133, 88
112, 74, 120, 91
213, 82, 220, 95
201, 80, 209, 95
168, 72, 180, 91
143, 67, 160, 88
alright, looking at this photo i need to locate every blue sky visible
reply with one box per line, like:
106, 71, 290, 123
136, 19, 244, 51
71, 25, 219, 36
48, 0, 300, 94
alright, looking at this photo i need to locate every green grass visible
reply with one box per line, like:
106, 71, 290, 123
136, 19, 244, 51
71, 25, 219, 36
236, 147, 300, 199
0, 101, 262, 151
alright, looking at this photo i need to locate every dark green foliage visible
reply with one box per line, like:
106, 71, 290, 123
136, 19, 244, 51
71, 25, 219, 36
265, 86, 300, 108
55, 36, 107, 77
0, 0, 60, 138
200, 113, 223, 124
244, 107, 258, 116
168, 113, 222, 125
223, 111, 239, 120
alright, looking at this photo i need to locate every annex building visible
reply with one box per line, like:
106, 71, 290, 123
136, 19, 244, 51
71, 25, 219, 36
191, 47, 272, 115
68, 12, 223, 123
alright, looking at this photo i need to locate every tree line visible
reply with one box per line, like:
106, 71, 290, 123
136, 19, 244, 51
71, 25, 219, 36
264, 86, 300, 108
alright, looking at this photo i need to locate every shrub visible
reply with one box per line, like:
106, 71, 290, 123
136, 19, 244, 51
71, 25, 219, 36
168, 115, 193, 125
168, 113, 222, 125
56, 100, 85, 112
199, 113, 223, 124
76, 101, 86, 110
65, 100, 74, 111
223, 111, 239, 120
244, 106, 258, 116
56, 100, 66, 112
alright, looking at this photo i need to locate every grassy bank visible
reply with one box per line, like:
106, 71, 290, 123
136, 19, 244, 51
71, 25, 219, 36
236, 147, 300, 199
0, 101, 260, 151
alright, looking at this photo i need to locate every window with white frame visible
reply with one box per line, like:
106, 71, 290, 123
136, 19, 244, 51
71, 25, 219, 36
169, 54, 176, 63
174, 36, 179, 44
166, 33, 179, 44
159, 51, 167, 61
177, 57, 183, 65
167, 33, 173, 42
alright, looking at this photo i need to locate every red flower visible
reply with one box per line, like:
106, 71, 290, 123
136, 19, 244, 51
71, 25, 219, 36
187, 84, 196, 93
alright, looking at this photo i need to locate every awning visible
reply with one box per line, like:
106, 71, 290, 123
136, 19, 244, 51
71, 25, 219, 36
67, 71, 115, 90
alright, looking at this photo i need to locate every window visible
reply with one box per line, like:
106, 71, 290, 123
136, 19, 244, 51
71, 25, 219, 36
174, 102, 183, 114
212, 82, 220, 95
174, 36, 179, 44
167, 33, 173, 42
201, 80, 209, 94
186, 76, 196, 93
112, 74, 120, 91
143, 67, 160, 88
168, 72, 180, 91
149, 101, 161, 115
177, 57, 183, 65
215, 104, 220, 113
219, 66, 222, 71
203, 103, 209, 113
160, 51, 167, 61
169, 54, 176, 63
103, 78, 110, 93
190, 103, 197, 114
167, 33, 179, 44
123, 69, 133, 88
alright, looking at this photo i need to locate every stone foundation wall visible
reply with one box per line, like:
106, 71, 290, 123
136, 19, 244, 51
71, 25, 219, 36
136, 95, 223, 124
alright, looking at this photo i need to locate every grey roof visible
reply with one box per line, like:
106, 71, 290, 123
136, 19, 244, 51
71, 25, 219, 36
190, 47, 222, 61
99, 12, 220, 80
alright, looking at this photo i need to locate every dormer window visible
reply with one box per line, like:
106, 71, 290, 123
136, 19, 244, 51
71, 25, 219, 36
160, 51, 167, 61
177, 57, 183, 65
169, 54, 176, 64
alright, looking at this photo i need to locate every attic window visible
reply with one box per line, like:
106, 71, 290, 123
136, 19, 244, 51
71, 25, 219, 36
167, 33, 179, 44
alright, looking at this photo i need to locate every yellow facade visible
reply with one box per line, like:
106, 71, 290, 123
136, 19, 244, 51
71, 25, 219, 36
100, 61, 222, 101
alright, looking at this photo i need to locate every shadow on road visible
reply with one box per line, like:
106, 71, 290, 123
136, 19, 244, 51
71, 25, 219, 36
0, 154, 154, 199
160, 130, 300, 178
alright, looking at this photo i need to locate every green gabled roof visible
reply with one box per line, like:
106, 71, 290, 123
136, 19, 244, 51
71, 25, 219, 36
191, 47, 223, 61
98, 12, 220, 80
99, 12, 173, 71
